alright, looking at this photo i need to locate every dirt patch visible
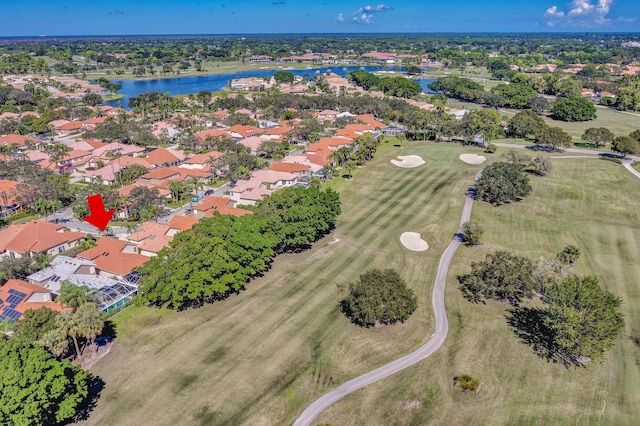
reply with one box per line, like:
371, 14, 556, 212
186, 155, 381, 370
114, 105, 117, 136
78, 342, 114, 370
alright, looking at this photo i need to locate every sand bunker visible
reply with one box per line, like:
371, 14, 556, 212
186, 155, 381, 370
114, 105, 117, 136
459, 154, 487, 165
400, 232, 429, 252
391, 155, 425, 168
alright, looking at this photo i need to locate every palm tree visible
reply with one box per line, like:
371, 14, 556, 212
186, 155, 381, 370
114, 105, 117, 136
188, 176, 204, 204
74, 302, 104, 353
48, 143, 72, 173
49, 199, 62, 221
168, 179, 185, 203
39, 328, 68, 357
56, 310, 82, 358
35, 197, 49, 221
57, 281, 94, 309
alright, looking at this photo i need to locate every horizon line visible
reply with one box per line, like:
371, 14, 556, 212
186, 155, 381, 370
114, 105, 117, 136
2, 31, 640, 39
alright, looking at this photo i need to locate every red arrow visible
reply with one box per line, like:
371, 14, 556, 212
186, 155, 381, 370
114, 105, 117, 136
82, 194, 115, 231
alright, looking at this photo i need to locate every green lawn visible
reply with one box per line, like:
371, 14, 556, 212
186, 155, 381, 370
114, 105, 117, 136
83, 143, 640, 425
315, 157, 640, 425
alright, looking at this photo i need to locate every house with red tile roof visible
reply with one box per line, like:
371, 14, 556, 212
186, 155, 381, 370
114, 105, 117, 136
0, 134, 38, 149
355, 114, 386, 128
281, 155, 325, 174
0, 279, 67, 323
180, 151, 223, 172
138, 167, 182, 184
195, 128, 229, 144
0, 221, 85, 259
225, 125, 265, 139
261, 125, 293, 141
55, 121, 84, 135
238, 136, 267, 155
0, 179, 21, 207
77, 237, 147, 278
71, 139, 107, 152
118, 182, 171, 199
82, 155, 151, 185
317, 109, 340, 122
269, 161, 311, 177
168, 215, 199, 233
91, 142, 145, 160
145, 148, 185, 167
125, 222, 174, 257
193, 196, 252, 219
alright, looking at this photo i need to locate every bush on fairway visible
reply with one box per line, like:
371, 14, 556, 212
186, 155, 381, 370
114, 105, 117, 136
454, 374, 482, 394
475, 162, 532, 206
340, 269, 418, 327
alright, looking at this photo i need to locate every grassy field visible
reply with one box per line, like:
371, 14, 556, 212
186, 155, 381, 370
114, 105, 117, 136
315, 157, 640, 425
83, 141, 640, 425
83, 139, 481, 425
79, 60, 342, 81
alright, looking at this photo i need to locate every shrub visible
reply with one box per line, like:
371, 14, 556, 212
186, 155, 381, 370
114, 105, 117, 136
454, 374, 481, 393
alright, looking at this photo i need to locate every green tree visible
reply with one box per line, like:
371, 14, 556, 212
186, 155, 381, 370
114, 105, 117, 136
527, 96, 550, 114
73, 302, 104, 351
462, 221, 484, 246
611, 135, 640, 157
551, 96, 597, 122
57, 281, 95, 309
56, 310, 83, 358
508, 110, 545, 139
458, 251, 535, 304
0, 338, 91, 425
542, 275, 624, 362
340, 269, 418, 327
475, 162, 532, 205
15, 307, 60, 341
119, 164, 148, 186
273, 71, 295, 84
128, 186, 165, 221
534, 125, 572, 148
582, 127, 615, 148
491, 83, 537, 108
460, 108, 503, 145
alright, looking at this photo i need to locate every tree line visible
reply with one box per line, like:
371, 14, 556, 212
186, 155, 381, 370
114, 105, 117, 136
137, 187, 341, 309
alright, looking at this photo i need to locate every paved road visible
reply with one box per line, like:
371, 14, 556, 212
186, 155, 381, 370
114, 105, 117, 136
292, 172, 480, 426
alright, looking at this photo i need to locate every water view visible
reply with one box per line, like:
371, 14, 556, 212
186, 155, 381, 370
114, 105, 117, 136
104, 66, 434, 108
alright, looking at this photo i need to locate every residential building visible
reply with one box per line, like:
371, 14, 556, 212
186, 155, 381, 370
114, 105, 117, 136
0, 221, 85, 259
0, 279, 67, 323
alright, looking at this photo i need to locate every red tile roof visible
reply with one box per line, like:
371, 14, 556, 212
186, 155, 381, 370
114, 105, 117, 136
77, 237, 147, 276
0, 134, 38, 147
0, 221, 85, 255
0, 279, 67, 321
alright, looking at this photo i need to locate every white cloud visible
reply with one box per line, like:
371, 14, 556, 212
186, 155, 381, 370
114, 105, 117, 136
544, 0, 616, 26
337, 3, 392, 25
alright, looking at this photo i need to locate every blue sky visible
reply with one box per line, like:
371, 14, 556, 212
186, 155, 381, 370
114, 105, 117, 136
0, 0, 638, 36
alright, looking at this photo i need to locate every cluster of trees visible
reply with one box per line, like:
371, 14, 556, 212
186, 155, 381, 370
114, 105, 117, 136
137, 187, 341, 309
340, 269, 418, 327
551, 96, 597, 121
0, 338, 92, 425
474, 162, 533, 206
84, 119, 158, 146
346, 70, 422, 98
0, 283, 107, 424
459, 247, 624, 364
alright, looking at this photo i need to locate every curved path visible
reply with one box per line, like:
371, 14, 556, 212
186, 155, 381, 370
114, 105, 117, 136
293, 173, 480, 426
293, 145, 640, 426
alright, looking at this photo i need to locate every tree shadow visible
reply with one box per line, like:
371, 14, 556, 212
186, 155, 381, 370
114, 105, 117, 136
506, 307, 570, 367
65, 375, 106, 424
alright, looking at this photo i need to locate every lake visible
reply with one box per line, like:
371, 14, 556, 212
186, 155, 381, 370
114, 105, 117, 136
103, 66, 435, 108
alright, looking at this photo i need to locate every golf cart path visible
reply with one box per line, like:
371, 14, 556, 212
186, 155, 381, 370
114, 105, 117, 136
292, 172, 480, 426
293, 144, 640, 426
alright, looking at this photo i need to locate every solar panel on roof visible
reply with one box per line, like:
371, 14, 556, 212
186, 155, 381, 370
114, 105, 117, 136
8, 289, 26, 298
